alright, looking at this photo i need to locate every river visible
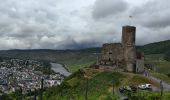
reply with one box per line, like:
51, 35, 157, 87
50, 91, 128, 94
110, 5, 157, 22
50, 63, 71, 76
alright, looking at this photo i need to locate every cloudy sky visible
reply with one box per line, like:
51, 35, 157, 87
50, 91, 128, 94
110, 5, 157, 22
0, 0, 169, 50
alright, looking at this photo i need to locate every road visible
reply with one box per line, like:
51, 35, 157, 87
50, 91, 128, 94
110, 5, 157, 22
149, 76, 170, 91
50, 63, 71, 76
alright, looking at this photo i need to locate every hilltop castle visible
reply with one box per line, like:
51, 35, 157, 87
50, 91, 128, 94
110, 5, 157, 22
95, 26, 144, 73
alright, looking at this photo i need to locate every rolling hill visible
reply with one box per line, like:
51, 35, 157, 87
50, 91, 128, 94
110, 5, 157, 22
0, 40, 169, 60
138, 40, 170, 54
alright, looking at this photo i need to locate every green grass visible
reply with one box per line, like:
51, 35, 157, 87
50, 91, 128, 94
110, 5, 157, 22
145, 54, 170, 83
43, 69, 126, 100
43, 69, 160, 100
156, 61, 170, 74
127, 91, 170, 100
120, 72, 159, 87
68, 61, 95, 72
145, 54, 164, 61
145, 54, 170, 74
127, 75, 158, 86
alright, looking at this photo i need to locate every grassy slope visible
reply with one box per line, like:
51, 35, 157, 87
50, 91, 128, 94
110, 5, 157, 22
144, 54, 170, 83
138, 40, 170, 75
43, 68, 159, 100
145, 54, 170, 74
68, 61, 95, 72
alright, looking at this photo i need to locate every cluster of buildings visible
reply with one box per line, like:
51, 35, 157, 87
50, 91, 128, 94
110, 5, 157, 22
95, 25, 145, 73
0, 58, 42, 70
0, 58, 65, 94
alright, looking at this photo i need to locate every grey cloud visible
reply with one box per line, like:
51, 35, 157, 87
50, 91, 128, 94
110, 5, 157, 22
92, 0, 128, 19
132, 0, 170, 28
0, 0, 129, 50
54, 36, 106, 50
143, 16, 170, 28
0, 0, 170, 50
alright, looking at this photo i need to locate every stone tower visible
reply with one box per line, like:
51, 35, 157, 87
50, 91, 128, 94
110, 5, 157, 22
122, 26, 136, 72
96, 25, 141, 73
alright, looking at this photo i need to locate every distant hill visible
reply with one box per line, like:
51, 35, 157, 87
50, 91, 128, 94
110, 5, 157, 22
0, 48, 101, 60
0, 40, 169, 59
138, 40, 170, 54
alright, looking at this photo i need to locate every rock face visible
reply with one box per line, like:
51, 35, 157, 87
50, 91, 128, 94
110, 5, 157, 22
96, 26, 144, 73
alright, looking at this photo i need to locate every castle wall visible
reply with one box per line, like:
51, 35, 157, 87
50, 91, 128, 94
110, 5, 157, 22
136, 60, 144, 73
136, 52, 145, 73
113, 44, 124, 61
101, 43, 123, 62
101, 43, 113, 61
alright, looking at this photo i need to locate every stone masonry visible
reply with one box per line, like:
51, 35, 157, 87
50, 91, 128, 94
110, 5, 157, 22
96, 25, 144, 73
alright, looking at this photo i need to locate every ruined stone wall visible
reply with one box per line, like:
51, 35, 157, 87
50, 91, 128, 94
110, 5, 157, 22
112, 43, 123, 61
97, 25, 139, 73
101, 43, 113, 61
122, 26, 136, 72
101, 43, 123, 61
136, 59, 144, 73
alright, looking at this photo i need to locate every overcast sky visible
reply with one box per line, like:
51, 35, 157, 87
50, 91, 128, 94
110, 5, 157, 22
0, 0, 169, 50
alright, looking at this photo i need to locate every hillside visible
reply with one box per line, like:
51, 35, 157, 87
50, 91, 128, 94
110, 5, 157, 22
138, 40, 170, 55
43, 68, 161, 100
2, 68, 170, 100
0, 49, 100, 62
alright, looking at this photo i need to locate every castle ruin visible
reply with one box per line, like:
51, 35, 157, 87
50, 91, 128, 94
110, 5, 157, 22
95, 26, 144, 73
